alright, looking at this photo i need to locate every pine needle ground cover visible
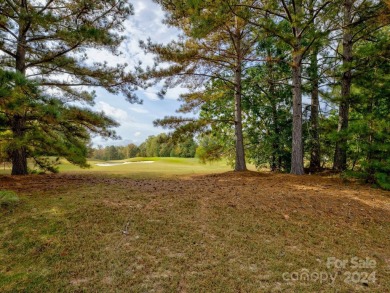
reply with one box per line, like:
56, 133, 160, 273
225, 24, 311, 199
0, 159, 389, 292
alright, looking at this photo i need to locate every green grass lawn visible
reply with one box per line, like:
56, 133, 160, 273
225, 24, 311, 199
0, 159, 389, 292
61, 157, 246, 179
0, 157, 237, 177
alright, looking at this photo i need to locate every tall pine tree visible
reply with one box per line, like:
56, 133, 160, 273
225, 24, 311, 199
143, 0, 261, 171
0, 0, 139, 175
238, 0, 335, 174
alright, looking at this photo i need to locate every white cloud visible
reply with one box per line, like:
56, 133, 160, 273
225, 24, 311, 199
129, 105, 149, 114
96, 101, 128, 123
143, 91, 160, 101
120, 0, 180, 68
137, 85, 190, 102
88, 1, 185, 147
165, 87, 189, 100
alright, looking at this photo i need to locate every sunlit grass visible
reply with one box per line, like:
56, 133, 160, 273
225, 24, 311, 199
58, 157, 238, 178
0, 157, 236, 177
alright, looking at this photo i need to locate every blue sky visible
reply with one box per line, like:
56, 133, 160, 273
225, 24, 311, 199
91, 0, 187, 146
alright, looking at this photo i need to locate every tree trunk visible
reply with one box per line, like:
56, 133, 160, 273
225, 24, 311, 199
269, 89, 280, 172
290, 0, 304, 175
365, 99, 375, 182
291, 49, 304, 175
333, 0, 353, 171
309, 48, 321, 172
266, 47, 280, 172
234, 82, 246, 171
271, 103, 279, 172
11, 115, 28, 175
233, 17, 246, 171
11, 4, 29, 175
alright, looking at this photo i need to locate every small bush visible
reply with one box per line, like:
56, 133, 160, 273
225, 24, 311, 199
0, 190, 20, 208
375, 172, 390, 191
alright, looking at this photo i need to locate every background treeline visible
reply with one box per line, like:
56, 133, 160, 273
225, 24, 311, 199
142, 0, 390, 189
90, 134, 197, 160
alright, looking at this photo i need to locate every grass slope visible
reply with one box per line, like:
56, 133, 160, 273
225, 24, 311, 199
0, 159, 389, 292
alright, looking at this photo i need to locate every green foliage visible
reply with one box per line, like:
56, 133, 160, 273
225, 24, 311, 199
347, 29, 389, 187
145, 0, 262, 170
0, 0, 386, 190
0, 0, 140, 175
0, 190, 19, 208
243, 36, 293, 171
0, 70, 118, 172
91, 144, 140, 161
375, 172, 390, 191
138, 134, 198, 158
90, 135, 198, 161
316, 112, 338, 168
196, 135, 225, 164
147, 0, 389, 185
0, 0, 139, 102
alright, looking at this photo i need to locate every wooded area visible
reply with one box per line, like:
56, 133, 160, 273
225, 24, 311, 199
0, 0, 389, 189
144, 0, 389, 188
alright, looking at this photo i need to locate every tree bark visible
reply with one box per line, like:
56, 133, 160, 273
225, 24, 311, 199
290, 0, 304, 175
333, 0, 353, 171
11, 115, 28, 175
291, 49, 304, 175
265, 46, 280, 172
309, 48, 321, 172
234, 76, 246, 171
233, 17, 247, 171
271, 102, 280, 172
11, 2, 29, 175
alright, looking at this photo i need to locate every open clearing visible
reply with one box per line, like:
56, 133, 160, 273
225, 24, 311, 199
0, 158, 389, 292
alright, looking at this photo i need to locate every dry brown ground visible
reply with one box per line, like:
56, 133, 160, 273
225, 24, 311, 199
1, 171, 389, 292
2, 171, 389, 216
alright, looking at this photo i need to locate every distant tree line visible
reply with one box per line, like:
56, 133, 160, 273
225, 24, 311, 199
90, 134, 197, 160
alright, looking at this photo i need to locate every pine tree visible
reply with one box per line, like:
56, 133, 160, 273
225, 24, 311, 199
0, 0, 139, 175
143, 0, 262, 171
332, 0, 386, 171
0, 69, 118, 173
244, 35, 292, 171
349, 28, 390, 188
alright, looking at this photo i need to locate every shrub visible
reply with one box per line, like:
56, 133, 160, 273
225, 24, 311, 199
375, 173, 390, 191
0, 190, 20, 208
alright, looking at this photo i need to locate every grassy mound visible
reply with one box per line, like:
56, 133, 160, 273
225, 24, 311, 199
0, 190, 20, 208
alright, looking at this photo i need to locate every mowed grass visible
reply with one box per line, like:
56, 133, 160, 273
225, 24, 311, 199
61, 157, 237, 178
0, 157, 236, 177
0, 159, 389, 292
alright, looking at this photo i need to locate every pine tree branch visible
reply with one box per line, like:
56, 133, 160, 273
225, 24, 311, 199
0, 24, 18, 40
37, 0, 55, 14
281, 0, 294, 24
299, 1, 332, 38
0, 47, 16, 58
25, 42, 82, 69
